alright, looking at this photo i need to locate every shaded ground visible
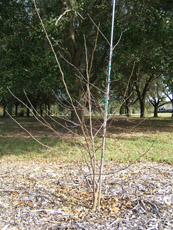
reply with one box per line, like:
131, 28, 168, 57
0, 116, 173, 138
0, 117, 173, 163
0, 160, 172, 229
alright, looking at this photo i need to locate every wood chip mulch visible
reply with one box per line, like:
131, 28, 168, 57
0, 160, 172, 230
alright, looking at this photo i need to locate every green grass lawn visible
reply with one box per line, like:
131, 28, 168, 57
0, 116, 172, 163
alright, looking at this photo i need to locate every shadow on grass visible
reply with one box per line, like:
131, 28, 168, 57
0, 117, 172, 162
107, 117, 173, 134
1, 117, 173, 136
0, 135, 84, 160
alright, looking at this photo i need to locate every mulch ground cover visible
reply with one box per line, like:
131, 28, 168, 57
0, 159, 172, 230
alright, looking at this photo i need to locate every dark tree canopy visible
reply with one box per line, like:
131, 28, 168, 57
0, 0, 172, 117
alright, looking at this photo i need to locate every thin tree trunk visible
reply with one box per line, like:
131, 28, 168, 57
47, 102, 51, 115
15, 104, 18, 117
7, 101, 13, 116
126, 101, 132, 117
27, 107, 30, 117
120, 105, 125, 115
40, 105, 43, 117
140, 100, 145, 118
153, 104, 159, 117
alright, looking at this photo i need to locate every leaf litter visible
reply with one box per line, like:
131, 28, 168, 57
0, 159, 172, 230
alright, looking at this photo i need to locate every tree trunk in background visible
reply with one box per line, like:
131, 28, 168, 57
126, 100, 132, 117
7, 100, 13, 116
120, 105, 125, 115
47, 102, 51, 115
15, 104, 18, 117
171, 93, 173, 118
40, 105, 43, 116
26, 104, 31, 117
153, 104, 159, 117
70, 75, 84, 124
135, 73, 156, 118
27, 107, 30, 116
139, 99, 145, 118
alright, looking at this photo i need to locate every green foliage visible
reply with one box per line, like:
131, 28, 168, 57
0, 0, 172, 116
0, 0, 61, 109
111, 0, 172, 117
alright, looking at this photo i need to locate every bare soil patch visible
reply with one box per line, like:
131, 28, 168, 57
0, 159, 172, 229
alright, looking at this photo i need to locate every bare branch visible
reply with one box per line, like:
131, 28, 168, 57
87, 14, 110, 46
59, 52, 105, 94
55, 9, 72, 25
86, 140, 155, 177
10, 88, 63, 138
33, 0, 93, 157
6, 111, 51, 149
113, 31, 123, 50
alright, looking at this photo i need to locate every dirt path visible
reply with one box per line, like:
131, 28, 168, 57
0, 159, 172, 229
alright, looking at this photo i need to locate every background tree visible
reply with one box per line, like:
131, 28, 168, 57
0, 0, 172, 118
0, 0, 60, 115
112, 0, 172, 117
148, 79, 168, 117
164, 75, 173, 117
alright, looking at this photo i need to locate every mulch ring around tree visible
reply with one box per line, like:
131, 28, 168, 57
0, 159, 172, 230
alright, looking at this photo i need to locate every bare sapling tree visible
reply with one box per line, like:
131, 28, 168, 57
31, 0, 118, 210
7, 0, 123, 211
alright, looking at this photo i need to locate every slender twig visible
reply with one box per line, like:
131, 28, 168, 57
8, 88, 62, 138
86, 140, 155, 177
113, 31, 123, 50
75, 74, 105, 94
43, 111, 79, 137
55, 8, 85, 27
87, 14, 110, 46
59, 52, 105, 94
84, 35, 97, 204
6, 111, 51, 149
89, 23, 100, 77
33, 0, 93, 163
106, 60, 136, 128
55, 9, 72, 25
